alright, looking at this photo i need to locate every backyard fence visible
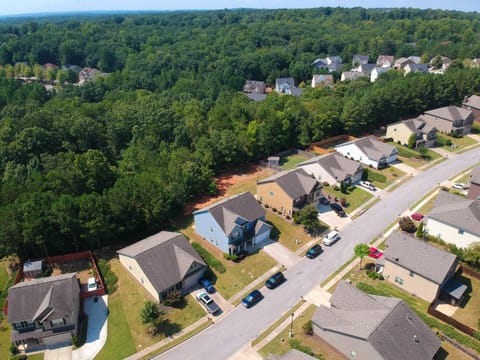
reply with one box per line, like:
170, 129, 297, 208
439, 333, 480, 360
460, 265, 480, 281
427, 304, 476, 337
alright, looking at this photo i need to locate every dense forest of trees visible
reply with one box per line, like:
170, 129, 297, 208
0, 7, 480, 259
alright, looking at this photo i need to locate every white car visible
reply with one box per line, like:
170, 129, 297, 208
359, 180, 376, 191
322, 230, 340, 246
452, 183, 465, 190
87, 277, 97, 291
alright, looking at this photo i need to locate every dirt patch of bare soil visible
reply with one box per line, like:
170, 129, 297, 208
50, 258, 95, 284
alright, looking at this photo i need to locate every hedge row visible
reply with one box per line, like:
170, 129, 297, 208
192, 242, 226, 273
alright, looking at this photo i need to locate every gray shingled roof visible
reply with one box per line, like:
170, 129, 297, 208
266, 349, 317, 360
470, 166, 480, 185
463, 95, 480, 110
358, 63, 376, 75
353, 55, 369, 64
117, 231, 206, 294
257, 168, 319, 200
338, 135, 397, 162
401, 116, 436, 135
429, 191, 480, 236
425, 106, 473, 122
384, 231, 457, 284
312, 281, 440, 360
193, 192, 266, 236
8, 273, 79, 323
406, 63, 428, 72
298, 152, 362, 182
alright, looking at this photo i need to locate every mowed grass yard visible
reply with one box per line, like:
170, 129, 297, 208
439, 134, 478, 152
451, 274, 480, 330
367, 166, 406, 189
258, 304, 345, 360
280, 154, 309, 170
0, 261, 14, 360
322, 184, 374, 213
389, 142, 442, 169
95, 259, 205, 359
181, 221, 277, 299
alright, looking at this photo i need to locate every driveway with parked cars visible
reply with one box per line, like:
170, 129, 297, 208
317, 204, 351, 230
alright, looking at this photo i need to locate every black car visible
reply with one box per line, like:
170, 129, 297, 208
265, 271, 286, 289
242, 289, 264, 308
306, 244, 323, 259
330, 202, 346, 217
319, 197, 330, 206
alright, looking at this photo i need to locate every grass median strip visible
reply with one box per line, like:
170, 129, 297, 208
251, 301, 305, 347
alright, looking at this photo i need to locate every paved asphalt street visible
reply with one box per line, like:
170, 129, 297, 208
155, 148, 480, 360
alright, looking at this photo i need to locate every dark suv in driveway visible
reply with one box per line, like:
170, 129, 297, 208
265, 272, 286, 289
330, 202, 346, 217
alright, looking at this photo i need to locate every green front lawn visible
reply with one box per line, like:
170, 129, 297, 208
322, 184, 374, 213
258, 304, 345, 360
388, 142, 441, 169
451, 274, 480, 330
280, 154, 309, 170
438, 134, 478, 152
366, 166, 406, 189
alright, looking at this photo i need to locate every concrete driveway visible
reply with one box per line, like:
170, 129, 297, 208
317, 204, 351, 230
72, 295, 108, 360
262, 240, 301, 268
44, 347, 72, 360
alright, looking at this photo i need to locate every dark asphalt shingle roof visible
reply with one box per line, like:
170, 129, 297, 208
463, 95, 480, 110
8, 273, 79, 323
193, 192, 266, 236
336, 135, 397, 162
384, 231, 457, 284
429, 191, 480, 236
470, 166, 480, 185
117, 231, 206, 294
266, 349, 317, 360
312, 281, 440, 360
298, 152, 362, 182
257, 168, 319, 200
425, 106, 473, 122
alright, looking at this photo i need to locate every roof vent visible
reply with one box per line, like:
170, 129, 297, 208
395, 258, 399, 262
413, 335, 419, 343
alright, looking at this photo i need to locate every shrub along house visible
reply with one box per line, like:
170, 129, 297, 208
312, 281, 440, 360
380, 231, 466, 304
256, 168, 322, 217
117, 231, 206, 302
193, 192, 271, 256
7, 273, 80, 352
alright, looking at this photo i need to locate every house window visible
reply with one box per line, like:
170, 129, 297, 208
409, 271, 414, 277
458, 229, 464, 235
50, 318, 65, 327
232, 231, 240, 239
14, 321, 34, 330
394, 276, 404, 285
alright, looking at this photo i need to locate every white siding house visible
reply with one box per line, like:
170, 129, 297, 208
334, 136, 397, 169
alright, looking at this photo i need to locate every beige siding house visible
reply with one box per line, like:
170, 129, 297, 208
423, 106, 474, 135
312, 281, 440, 360
382, 231, 463, 304
257, 168, 322, 217
117, 231, 206, 302
386, 116, 437, 148
462, 94, 480, 121
425, 190, 480, 249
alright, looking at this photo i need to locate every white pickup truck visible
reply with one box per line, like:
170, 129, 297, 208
196, 292, 220, 315
358, 180, 376, 191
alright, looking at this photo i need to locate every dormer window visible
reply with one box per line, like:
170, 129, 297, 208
51, 318, 65, 327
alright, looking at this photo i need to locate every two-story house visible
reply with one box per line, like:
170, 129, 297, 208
193, 192, 271, 255
381, 231, 465, 304
297, 152, 363, 186
257, 168, 322, 217
423, 106, 474, 135
467, 166, 480, 201
386, 116, 437, 148
425, 190, 480, 249
334, 135, 398, 169
7, 273, 80, 352
311, 74, 334, 88
117, 231, 206, 302
376, 55, 395, 68
462, 94, 480, 121
312, 281, 441, 360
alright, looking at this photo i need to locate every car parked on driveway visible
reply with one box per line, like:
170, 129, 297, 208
411, 213, 424, 221
452, 183, 466, 190
322, 230, 340, 246
199, 278, 215, 293
368, 247, 383, 259
319, 197, 330, 206
265, 272, 286, 289
358, 180, 376, 191
196, 292, 220, 314
242, 289, 263, 308
306, 244, 323, 259
330, 202, 346, 217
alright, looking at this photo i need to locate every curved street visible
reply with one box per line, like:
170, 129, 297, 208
155, 147, 480, 360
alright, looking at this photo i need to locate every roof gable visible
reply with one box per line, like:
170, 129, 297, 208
425, 106, 473, 122
257, 169, 320, 200
298, 152, 362, 182
463, 95, 480, 110
384, 231, 457, 284
337, 135, 396, 162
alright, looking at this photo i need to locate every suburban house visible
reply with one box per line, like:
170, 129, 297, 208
467, 166, 480, 200
341, 71, 366, 82
376, 55, 395, 68
404, 63, 428, 75
193, 192, 271, 255
243, 80, 266, 94
266, 349, 316, 360
429, 56, 451, 70
334, 135, 398, 169
425, 190, 480, 248
352, 54, 369, 66
385, 116, 437, 148
312, 56, 342, 72
78, 67, 108, 84
257, 168, 322, 217
117, 231, 206, 302
381, 231, 465, 304
462, 94, 480, 121
312, 74, 334, 88
370, 67, 389, 82
297, 152, 363, 186
7, 273, 80, 352
311, 281, 441, 360
423, 106, 474, 135
394, 56, 417, 70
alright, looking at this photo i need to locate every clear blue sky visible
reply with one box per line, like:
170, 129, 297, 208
0, 0, 478, 16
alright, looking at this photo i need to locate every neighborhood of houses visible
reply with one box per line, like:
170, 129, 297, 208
3, 61, 480, 358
